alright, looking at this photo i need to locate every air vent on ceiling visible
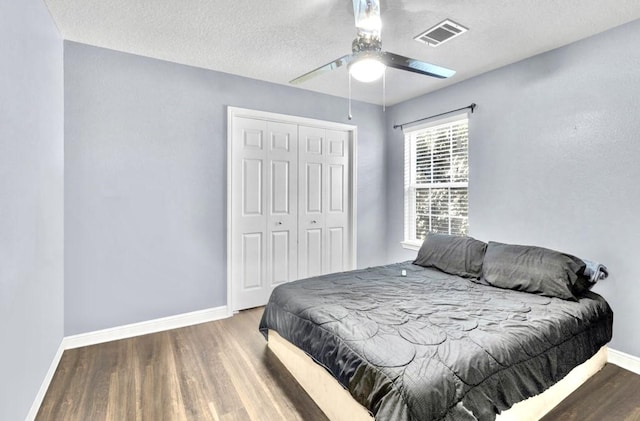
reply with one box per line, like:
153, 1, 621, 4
414, 19, 468, 47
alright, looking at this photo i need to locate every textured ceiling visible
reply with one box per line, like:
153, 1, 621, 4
44, 0, 640, 105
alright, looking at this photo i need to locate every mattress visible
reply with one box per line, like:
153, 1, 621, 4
259, 261, 613, 421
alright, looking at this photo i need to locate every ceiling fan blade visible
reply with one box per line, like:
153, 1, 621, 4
352, 0, 381, 34
381, 52, 456, 79
290, 54, 353, 84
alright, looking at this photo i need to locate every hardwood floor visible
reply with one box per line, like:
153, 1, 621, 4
541, 363, 640, 421
38, 308, 640, 421
37, 308, 327, 421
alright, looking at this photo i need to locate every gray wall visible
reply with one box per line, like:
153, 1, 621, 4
64, 42, 387, 335
0, 0, 64, 419
385, 19, 640, 357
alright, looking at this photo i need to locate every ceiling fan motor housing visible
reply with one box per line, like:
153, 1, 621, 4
352, 35, 382, 54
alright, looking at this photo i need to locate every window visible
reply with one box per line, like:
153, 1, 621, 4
403, 114, 469, 249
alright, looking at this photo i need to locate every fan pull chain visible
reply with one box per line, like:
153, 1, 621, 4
348, 72, 353, 120
382, 70, 386, 112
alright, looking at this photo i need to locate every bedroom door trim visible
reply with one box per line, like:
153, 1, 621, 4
226, 106, 358, 315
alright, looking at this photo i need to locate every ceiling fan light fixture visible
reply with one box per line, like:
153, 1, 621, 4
349, 58, 386, 82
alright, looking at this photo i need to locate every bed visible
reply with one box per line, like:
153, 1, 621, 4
259, 257, 613, 421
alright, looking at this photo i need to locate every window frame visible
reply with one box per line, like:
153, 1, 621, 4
401, 113, 470, 250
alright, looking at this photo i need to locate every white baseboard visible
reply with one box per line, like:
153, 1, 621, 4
63, 305, 229, 350
608, 348, 640, 375
25, 341, 65, 421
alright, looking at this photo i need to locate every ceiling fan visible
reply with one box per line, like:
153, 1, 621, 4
290, 0, 456, 85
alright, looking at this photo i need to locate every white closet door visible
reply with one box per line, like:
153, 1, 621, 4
267, 122, 298, 291
231, 118, 297, 310
298, 126, 351, 278
298, 126, 325, 279
324, 129, 350, 274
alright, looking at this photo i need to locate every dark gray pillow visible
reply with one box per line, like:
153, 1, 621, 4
481, 242, 586, 300
413, 233, 487, 278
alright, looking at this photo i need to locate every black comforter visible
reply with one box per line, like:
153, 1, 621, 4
259, 262, 613, 421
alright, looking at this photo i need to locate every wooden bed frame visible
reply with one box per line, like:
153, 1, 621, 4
268, 329, 607, 421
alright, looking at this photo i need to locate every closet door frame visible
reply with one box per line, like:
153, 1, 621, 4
226, 106, 358, 315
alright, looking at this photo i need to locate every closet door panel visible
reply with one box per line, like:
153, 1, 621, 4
328, 227, 345, 273
242, 233, 263, 289
306, 163, 323, 212
305, 229, 323, 277
328, 164, 345, 213
271, 161, 289, 214
298, 126, 326, 279
232, 118, 269, 310
270, 231, 290, 286
324, 129, 350, 273
267, 121, 298, 289
242, 159, 263, 215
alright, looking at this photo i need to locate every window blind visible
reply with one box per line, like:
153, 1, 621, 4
404, 117, 469, 244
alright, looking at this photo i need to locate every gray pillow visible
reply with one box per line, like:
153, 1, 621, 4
481, 242, 586, 300
413, 233, 487, 278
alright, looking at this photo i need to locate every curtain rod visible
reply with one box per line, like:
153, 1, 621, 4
393, 103, 476, 130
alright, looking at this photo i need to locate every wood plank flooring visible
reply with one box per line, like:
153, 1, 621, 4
37, 307, 640, 421
37, 308, 327, 421
542, 363, 640, 421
